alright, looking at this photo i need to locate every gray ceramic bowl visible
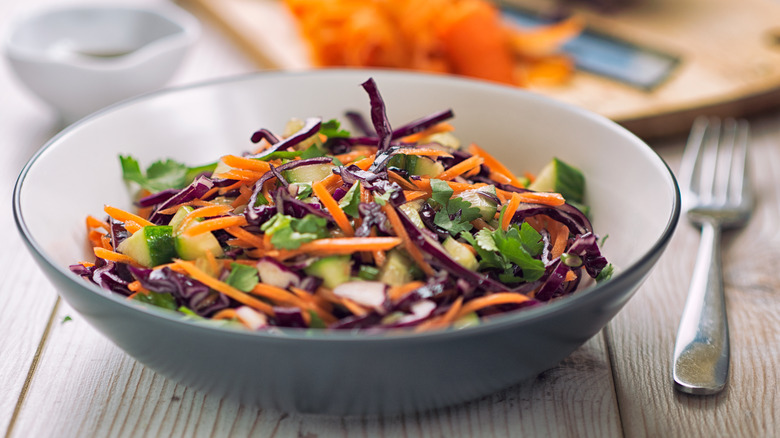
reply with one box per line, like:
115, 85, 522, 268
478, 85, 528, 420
14, 70, 680, 415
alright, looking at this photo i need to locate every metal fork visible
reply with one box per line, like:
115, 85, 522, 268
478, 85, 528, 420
672, 117, 752, 395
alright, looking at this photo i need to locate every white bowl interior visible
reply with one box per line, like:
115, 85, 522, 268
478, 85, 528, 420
18, 70, 677, 307
8, 7, 188, 60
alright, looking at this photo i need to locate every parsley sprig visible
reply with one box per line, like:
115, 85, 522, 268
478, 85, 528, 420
120, 155, 216, 193
429, 179, 482, 237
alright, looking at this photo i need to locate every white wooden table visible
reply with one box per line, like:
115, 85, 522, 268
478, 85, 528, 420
1, 1, 778, 436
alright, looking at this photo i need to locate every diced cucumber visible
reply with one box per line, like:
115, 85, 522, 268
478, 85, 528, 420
408, 155, 444, 177
387, 154, 444, 178
452, 311, 480, 329
304, 255, 352, 289
117, 225, 176, 267
442, 237, 478, 271
284, 118, 323, 151
399, 199, 425, 229
378, 250, 414, 286
454, 185, 498, 221
175, 233, 224, 261
527, 158, 585, 204
170, 206, 224, 261
283, 163, 334, 184
168, 205, 193, 230
423, 132, 460, 149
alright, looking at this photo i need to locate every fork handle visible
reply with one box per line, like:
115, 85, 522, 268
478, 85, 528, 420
672, 220, 730, 395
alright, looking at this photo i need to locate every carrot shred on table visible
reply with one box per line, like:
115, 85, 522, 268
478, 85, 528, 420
173, 259, 275, 316
104, 205, 154, 228
312, 180, 355, 236
456, 292, 532, 319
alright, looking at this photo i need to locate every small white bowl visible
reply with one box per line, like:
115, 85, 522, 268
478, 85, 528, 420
4, 3, 200, 124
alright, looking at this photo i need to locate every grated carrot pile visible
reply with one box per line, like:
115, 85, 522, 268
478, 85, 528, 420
284, 0, 582, 86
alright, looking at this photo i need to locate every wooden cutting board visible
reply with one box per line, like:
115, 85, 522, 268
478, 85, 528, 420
184, 0, 780, 140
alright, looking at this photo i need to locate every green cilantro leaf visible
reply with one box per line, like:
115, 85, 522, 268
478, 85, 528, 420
596, 263, 614, 283
133, 291, 178, 310
339, 182, 362, 218
319, 119, 351, 138
61, 315, 73, 324
434, 197, 481, 236
461, 231, 503, 270
263, 213, 330, 250
429, 178, 453, 207
226, 262, 259, 292
307, 310, 328, 328
493, 229, 545, 282
120, 155, 217, 193
259, 144, 325, 161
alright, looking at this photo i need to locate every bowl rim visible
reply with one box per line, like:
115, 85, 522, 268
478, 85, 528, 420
12, 68, 681, 343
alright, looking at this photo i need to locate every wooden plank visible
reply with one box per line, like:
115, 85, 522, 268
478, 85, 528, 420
607, 116, 780, 437
0, 0, 68, 425
12, 299, 621, 437
186, 0, 780, 140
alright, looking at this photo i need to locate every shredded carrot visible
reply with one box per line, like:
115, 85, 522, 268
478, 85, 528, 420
173, 259, 275, 315
212, 169, 266, 182
218, 180, 245, 195
414, 296, 464, 331
401, 122, 455, 143
104, 205, 153, 227
312, 180, 355, 236
468, 143, 525, 188
456, 293, 532, 319
382, 204, 436, 277
221, 154, 273, 173
393, 147, 453, 158
275, 237, 402, 258
369, 228, 386, 267
225, 225, 266, 249
402, 190, 428, 202
231, 185, 254, 208
388, 281, 425, 301
178, 204, 234, 232
127, 280, 146, 293
340, 298, 369, 316
212, 308, 239, 321
93, 247, 142, 267
334, 148, 377, 164
496, 189, 566, 206
182, 215, 248, 237
436, 155, 484, 181
86, 215, 110, 231
388, 171, 421, 191
412, 178, 488, 194
501, 192, 522, 231
156, 200, 215, 216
